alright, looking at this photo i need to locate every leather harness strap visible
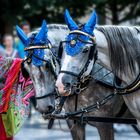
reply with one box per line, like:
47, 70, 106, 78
35, 91, 57, 100
24, 43, 52, 51
114, 73, 140, 95
69, 30, 96, 42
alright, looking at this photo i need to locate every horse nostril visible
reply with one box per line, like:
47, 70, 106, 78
47, 105, 54, 113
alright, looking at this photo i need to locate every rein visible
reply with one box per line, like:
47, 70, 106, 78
48, 70, 138, 125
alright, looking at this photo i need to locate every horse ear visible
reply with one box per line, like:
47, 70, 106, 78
16, 25, 29, 46
64, 9, 78, 31
35, 20, 48, 42
84, 11, 97, 34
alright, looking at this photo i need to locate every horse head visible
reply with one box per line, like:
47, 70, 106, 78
56, 10, 97, 96
16, 20, 59, 114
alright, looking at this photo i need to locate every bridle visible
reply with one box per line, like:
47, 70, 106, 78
59, 30, 98, 93
22, 42, 58, 100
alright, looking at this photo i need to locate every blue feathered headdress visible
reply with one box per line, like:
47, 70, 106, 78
64, 9, 97, 56
16, 20, 49, 66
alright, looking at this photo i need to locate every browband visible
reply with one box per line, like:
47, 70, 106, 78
24, 43, 52, 51
69, 30, 96, 43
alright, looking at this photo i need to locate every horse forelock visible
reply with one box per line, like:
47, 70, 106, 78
96, 26, 140, 75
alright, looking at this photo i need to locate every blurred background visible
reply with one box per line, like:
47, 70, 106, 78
0, 0, 140, 35
0, 0, 139, 58
0, 0, 140, 55
0, 0, 140, 139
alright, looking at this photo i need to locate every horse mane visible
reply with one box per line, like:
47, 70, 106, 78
30, 24, 68, 34
96, 26, 140, 75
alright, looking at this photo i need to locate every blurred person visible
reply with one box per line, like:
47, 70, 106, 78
21, 21, 30, 35
15, 21, 30, 58
0, 46, 5, 57
3, 34, 19, 58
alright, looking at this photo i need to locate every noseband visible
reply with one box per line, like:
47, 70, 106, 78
59, 30, 97, 91
22, 43, 58, 100
35, 91, 57, 100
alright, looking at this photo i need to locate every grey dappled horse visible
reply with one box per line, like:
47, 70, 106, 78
56, 9, 140, 138
17, 21, 136, 140
64, 64, 128, 140
16, 21, 68, 113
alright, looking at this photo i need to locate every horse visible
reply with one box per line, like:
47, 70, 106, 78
55, 9, 140, 139
17, 20, 139, 140
16, 21, 68, 114
63, 64, 130, 140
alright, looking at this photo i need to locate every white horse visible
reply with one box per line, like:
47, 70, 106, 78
16, 21, 68, 113
56, 10, 140, 130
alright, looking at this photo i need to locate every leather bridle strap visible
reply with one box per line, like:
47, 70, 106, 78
59, 49, 98, 80
60, 70, 80, 78
59, 30, 97, 81
31, 53, 57, 80
24, 43, 52, 51
69, 30, 96, 42
22, 45, 58, 100
35, 91, 57, 100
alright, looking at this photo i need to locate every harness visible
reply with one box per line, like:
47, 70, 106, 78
59, 29, 140, 95
21, 43, 58, 100
114, 73, 140, 95
48, 64, 138, 125
47, 29, 140, 126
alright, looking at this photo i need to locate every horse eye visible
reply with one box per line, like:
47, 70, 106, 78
82, 48, 89, 53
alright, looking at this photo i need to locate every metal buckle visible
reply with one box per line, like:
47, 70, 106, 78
74, 83, 81, 94
81, 75, 91, 83
114, 88, 127, 95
